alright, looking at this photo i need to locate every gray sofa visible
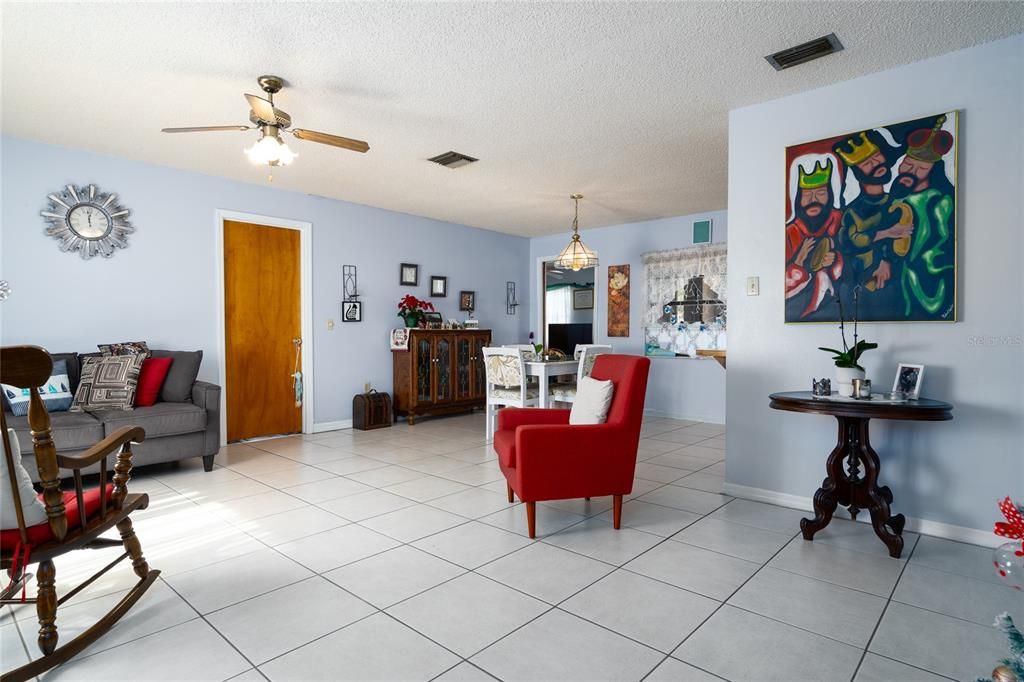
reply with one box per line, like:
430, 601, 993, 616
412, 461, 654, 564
5, 350, 220, 480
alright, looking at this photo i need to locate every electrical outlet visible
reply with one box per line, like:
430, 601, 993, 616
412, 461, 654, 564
746, 276, 760, 296
327, 319, 335, 330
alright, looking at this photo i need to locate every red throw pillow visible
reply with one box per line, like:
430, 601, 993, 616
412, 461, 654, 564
135, 357, 173, 407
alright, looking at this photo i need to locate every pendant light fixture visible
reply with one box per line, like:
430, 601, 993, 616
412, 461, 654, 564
554, 193, 599, 272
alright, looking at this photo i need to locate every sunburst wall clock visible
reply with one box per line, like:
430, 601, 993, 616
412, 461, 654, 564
40, 183, 134, 259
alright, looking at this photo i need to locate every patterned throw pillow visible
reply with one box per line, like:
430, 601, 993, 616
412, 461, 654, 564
70, 354, 146, 412
98, 341, 150, 357
2, 359, 74, 416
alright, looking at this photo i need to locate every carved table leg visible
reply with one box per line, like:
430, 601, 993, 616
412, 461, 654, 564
36, 559, 58, 656
802, 416, 905, 558
800, 418, 847, 540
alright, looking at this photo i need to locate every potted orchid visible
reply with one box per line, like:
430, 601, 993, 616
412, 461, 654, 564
529, 331, 543, 356
397, 294, 434, 328
818, 286, 878, 397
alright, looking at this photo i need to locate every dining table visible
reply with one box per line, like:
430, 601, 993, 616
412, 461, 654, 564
523, 359, 579, 408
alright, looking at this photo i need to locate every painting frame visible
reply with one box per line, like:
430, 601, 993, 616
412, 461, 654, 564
430, 275, 448, 297
607, 265, 630, 337
572, 287, 594, 310
784, 111, 958, 324
342, 301, 362, 322
459, 290, 475, 312
400, 263, 419, 287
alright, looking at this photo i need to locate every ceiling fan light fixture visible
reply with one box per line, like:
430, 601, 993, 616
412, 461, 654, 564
554, 194, 598, 272
245, 127, 297, 167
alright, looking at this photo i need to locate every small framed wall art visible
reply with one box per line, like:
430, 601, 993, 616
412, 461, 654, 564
459, 290, 475, 312
400, 263, 419, 286
573, 287, 594, 310
342, 301, 362, 322
430, 275, 448, 297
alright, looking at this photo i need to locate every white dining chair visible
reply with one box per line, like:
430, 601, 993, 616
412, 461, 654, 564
483, 347, 543, 439
502, 343, 537, 360
549, 345, 613, 404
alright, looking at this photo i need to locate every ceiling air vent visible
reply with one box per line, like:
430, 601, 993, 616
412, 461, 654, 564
428, 151, 478, 168
765, 33, 844, 71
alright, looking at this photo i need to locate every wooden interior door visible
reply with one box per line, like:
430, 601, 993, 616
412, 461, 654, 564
224, 220, 302, 441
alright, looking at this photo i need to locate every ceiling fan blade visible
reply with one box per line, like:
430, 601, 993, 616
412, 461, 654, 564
161, 125, 250, 133
291, 128, 369, 153
245, 93, 278, 122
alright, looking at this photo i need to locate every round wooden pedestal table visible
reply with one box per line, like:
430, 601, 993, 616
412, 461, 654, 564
768, 391, 953, 559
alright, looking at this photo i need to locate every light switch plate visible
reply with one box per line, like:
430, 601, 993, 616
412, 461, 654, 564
327, 319, 335, 330
746, 277, 760, 296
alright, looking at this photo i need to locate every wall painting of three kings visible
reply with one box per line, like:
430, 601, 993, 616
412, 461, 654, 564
785, 111, 957, 323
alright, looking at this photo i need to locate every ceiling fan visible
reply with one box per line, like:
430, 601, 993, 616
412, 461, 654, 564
161, 75, 369, 168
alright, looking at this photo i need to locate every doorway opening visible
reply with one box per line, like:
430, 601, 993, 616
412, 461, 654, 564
542, 261, 595, 354
215, 210, 313, 444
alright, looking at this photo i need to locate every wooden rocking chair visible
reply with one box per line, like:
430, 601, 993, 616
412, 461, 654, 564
1, 346, 159, 681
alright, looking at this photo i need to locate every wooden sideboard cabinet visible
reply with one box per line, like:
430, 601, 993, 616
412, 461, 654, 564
392, 329, 491, 424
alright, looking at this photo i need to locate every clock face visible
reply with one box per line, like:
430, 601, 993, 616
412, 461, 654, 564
41, 183, 134, 259
67, 204, 112, 239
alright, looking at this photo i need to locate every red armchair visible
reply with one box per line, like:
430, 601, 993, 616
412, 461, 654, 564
492, 354, 651, 538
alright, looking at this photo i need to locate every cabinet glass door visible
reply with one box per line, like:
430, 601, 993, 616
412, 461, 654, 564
434, 336, 453, 402
455, 336, 472, 401
415, 336, 433, 403
473, 336, 488, 398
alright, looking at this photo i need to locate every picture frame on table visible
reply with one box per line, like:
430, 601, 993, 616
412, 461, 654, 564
390, 328, 409, 350
892, 363, 925, 399
573, 287, 594, 310
342, 301, 362, 322
463, 319, 480, 330
421, 311, 443, 328
459, 290, 475, 312
400, 263, 419, 286
430, 275, 448, 297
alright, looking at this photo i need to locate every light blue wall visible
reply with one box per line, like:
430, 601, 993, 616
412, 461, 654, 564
726, 34, 1023, 535
529, 211, 728, 423
0, 136, 530, 427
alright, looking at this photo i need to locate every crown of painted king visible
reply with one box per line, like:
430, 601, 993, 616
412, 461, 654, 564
906, 114, 953, 163
834, 132, 880, 166
798, 159, 833, 189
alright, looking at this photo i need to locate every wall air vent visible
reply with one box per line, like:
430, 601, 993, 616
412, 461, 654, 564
765, 33, 844, 71
428, 151, 478, 168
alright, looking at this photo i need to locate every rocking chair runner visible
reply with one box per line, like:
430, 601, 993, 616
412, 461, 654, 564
1, 346, 159, 682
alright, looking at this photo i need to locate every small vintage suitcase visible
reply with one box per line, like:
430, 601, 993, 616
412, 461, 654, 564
352, 389, 393, 430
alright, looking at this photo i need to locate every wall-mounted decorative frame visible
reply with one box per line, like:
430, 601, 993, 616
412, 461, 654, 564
430, 275, 448, 297
572, 287, 594, 310
342, 300, 362, 322
41, 183, 134, 259
506, 281, 519, 315
400, 263, 419, 286
459, 290, 475, 312
692, 219, 713, 244
785, 111, 958, 323
608, 265, 630, 337
343, 265, 359, 300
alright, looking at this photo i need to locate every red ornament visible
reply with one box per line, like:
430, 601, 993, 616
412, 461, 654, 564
994, 496, 1024, 557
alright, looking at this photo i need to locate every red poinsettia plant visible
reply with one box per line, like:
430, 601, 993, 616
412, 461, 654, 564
397, 294, 434, 327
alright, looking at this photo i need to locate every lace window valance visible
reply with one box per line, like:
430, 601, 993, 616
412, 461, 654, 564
642, 243, 728, 325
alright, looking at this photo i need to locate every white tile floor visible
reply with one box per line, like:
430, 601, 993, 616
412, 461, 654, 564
2, 414, 1020, 681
